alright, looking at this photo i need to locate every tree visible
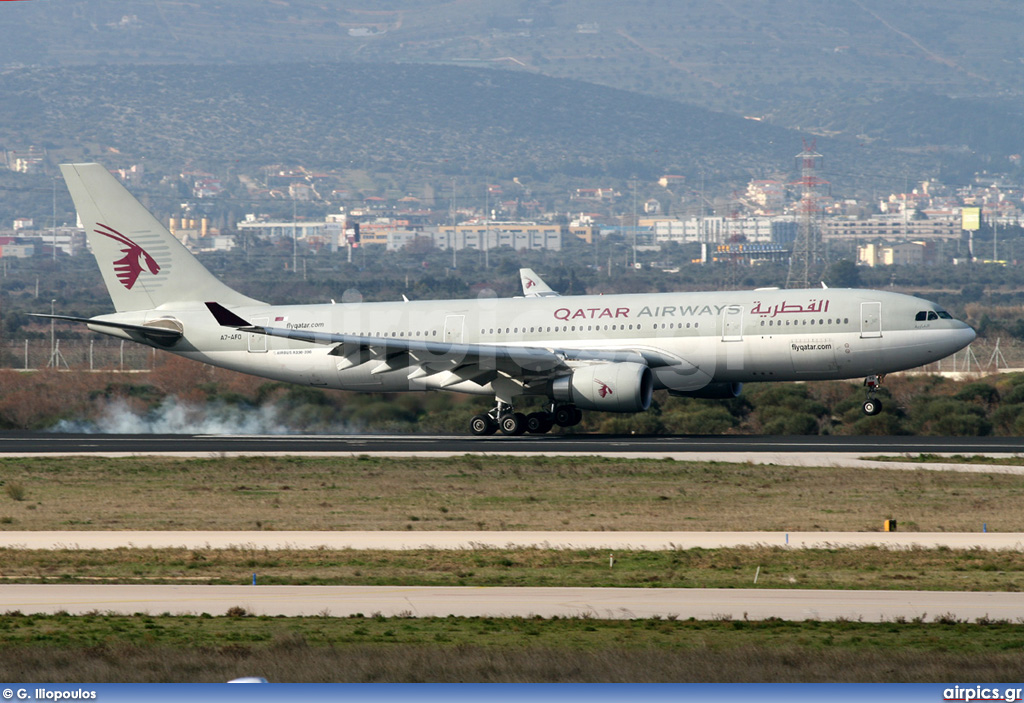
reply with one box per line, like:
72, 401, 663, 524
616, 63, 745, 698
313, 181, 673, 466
825, 259, 861, 288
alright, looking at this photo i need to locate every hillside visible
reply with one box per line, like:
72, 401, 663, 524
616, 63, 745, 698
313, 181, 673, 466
0, 62, 955, 193
2, 0, 1022, 166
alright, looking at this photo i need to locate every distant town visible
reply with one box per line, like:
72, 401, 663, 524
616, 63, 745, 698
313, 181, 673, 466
3, 146, 1021, 271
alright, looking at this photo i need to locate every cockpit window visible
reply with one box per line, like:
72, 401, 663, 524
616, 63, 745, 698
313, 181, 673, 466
919, 309, 953, 321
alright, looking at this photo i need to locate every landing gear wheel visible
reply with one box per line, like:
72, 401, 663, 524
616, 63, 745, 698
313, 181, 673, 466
470, 413, 498, 435
499, 412, 527, 436
526, 411, 554, 434
862, 398, 882, 416
553, 405, 583, 428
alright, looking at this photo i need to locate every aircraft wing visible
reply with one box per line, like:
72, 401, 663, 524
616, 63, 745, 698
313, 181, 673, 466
519, 268, 560, 297
206, 302, 665, 386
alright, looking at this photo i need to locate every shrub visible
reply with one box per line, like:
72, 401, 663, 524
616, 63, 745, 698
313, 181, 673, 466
4, 482, 26, 502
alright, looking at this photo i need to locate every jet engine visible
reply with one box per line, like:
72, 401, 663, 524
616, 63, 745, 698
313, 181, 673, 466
668, 382, 743, 399
552, 362, 653, 412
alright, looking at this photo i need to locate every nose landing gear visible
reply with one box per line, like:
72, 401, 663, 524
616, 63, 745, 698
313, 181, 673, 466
862, 374, 884, 416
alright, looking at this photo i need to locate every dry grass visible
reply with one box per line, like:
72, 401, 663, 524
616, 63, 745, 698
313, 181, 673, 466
0, 545, 1021, 591
1, 455, 1023, 532
2, 616, 1024, 682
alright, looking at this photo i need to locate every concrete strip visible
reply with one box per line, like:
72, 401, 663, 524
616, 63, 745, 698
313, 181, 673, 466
0, 530, 1019, 551
2, 584, 1022, 621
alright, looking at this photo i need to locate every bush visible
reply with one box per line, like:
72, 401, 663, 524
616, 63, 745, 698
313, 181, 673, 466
954, 383, 999, 405
4, 482, 26, 502
912, 398, 992, 436
761, 412, 819, 435
660, 406, 736, 434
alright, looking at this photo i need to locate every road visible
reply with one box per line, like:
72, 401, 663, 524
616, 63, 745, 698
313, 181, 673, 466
2, 584, 1021, 621
1, 530, 1018, 550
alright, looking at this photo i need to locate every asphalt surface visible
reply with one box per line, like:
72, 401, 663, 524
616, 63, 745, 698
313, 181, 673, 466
3, 431, 1024, 455
3, 584, 1022, 621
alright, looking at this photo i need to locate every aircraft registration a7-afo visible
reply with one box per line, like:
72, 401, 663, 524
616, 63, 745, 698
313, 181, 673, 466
39, 163, 976, 435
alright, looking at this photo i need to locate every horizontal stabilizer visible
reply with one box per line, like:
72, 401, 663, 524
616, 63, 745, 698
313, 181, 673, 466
30, 313, 183, 343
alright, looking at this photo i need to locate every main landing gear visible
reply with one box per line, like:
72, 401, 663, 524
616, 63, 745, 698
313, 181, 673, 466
469, 402, 583, 436
862, 374, 884, 416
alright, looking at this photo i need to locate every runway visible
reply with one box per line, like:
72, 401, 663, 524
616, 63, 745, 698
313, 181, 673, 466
4, 431, 1021, 623
2, 530, 1020, 551
2, 583, 1021, 621
4, 431, 1024, 456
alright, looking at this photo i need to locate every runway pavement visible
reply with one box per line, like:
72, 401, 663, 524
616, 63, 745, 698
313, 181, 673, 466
1, 530, 1020, 550
2, 584, 1022, 621
3, 431, 1024, 457
3, 431, 1024, 474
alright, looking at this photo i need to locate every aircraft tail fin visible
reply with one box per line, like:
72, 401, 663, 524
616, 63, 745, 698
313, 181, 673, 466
60, 163, 264, 312
519, 268, 560, 298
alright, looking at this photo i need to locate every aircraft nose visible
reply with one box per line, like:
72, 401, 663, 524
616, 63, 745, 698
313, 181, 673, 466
956, 321, 977, 348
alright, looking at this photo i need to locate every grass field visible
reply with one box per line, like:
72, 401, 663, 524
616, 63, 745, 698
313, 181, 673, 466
2, 455, 1024, 532
2, 454, 1023, 682
0, 545, 1022, 592
872, 454, 1024, 466
2, 614, 1024, 682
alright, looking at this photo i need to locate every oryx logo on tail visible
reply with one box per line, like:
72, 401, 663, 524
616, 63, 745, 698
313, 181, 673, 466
95, 223, 160, 290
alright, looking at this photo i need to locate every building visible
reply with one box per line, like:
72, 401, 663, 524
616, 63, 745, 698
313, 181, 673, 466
745, 179, 786, 213
5, 148, 45, 174
645, 216, 793, 245
236, 217, 326, 241
857, 241, 934, 267
824, 216, 960, 242
437, 221, 562, 252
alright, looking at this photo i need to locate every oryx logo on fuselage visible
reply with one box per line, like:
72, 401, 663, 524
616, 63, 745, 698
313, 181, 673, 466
95, 223, 160, 290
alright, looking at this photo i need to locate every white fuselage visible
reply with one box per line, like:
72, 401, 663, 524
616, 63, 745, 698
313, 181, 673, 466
100, 287, 976, 400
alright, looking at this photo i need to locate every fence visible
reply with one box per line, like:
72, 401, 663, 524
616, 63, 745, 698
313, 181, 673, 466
1, 339, 157, 372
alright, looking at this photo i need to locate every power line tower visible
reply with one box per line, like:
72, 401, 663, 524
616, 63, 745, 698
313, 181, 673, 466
786, 140, 828, 289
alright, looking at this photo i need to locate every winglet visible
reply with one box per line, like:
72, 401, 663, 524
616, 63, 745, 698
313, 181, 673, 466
206, 302, 251, 328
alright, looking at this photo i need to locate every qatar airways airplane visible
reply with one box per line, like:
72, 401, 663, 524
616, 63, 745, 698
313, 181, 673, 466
40, 163, 976, 436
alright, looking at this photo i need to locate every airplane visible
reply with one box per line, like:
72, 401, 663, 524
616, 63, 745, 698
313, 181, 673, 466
38, 163, 976, 436
519, 268, 560, 298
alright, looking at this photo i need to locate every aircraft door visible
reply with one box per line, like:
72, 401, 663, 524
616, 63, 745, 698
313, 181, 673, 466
860, 302, 882, 338
444, 314, 465, 344
248, 317, 268, 352
722, 306, 743, 342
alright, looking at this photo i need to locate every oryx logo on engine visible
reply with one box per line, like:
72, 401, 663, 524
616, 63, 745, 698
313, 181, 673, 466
95, 223, 161, 290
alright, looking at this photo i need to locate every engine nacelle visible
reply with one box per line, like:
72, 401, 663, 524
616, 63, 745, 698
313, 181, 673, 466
668, 382, 743, 400
552, 362, 653, 413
